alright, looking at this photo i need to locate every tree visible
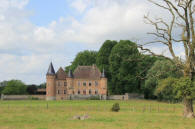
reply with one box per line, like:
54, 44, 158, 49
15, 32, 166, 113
155, 77, 179, 102
96, 40, 117, 78
96, 40, 117, 94
38, 83, 46, 88
65, 50, 98, 72
2, 80, 27, 95
139, 0, 195, 118
0, 86, 5, 95
144, 60, 183, 99
136, 55, 159, 92
26, 85, 37, 95
109, 40, 141, 94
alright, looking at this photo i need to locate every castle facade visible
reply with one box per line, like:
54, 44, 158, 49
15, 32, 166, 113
46, 62, 107, 100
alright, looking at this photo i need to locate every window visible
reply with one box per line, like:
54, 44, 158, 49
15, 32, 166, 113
78, 90, 80, 94
57, 90, 60, 94
58, 82, 60, 86
95, 81, 98, 86
89, 82, 92, 86
83, 90, 86, 95
64, 82, 67, 86
73, 91, 75, 94
78, 82, 80, 86
95, 90, 98, 94
64, 90, 66, 94
89, 89, 91, 95
83, 82, 86, 86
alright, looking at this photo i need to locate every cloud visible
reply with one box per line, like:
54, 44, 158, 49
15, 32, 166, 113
0, 0, 183, 84
71, 0, 89, 13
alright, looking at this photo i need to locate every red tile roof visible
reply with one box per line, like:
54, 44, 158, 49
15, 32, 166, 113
73, 65, 101, 79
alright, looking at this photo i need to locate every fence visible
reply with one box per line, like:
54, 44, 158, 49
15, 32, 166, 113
0, 102, 179, 114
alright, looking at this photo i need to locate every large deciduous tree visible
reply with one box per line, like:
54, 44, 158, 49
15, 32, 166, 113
109, 40, 140, 94
2, 80, 27, 95
65, 50, 98, 72
96, 40, 117, 78
145, 60, 183, 99
140, 0, 195, 118
96, 40, 117, 94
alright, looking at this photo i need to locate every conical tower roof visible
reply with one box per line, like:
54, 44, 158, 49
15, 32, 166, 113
47, 62, 55, 75
101, 68, 106, 78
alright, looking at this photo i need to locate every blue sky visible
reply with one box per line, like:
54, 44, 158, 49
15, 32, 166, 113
0, 0, 184, 84
25, 0, 74, 26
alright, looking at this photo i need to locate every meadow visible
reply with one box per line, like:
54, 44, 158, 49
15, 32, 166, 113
0, 100, 194, 129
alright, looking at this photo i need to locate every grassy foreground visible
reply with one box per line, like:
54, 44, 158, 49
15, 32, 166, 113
0, 100, 194, 129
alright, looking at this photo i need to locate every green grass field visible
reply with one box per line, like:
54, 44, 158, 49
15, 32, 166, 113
0, 100, 194, 129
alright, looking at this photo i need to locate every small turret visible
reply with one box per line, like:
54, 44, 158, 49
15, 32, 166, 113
68, 69, 73, 78
101, 68, 106, 78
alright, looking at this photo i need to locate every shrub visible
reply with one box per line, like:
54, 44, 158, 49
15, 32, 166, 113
111, 103, 120, 112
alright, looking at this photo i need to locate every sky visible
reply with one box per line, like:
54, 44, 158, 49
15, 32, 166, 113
0, 0, 184, 85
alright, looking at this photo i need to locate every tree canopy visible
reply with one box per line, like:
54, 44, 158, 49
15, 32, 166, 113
65, 50, 98, 72
2, 80, 27, 95
144, 60, 183, 99
109, 40, 140, 94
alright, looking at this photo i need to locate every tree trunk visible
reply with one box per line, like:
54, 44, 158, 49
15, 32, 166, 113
183, 65, 195, 118
183, 98, 194, 118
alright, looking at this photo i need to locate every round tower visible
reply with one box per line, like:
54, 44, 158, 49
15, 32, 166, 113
46, 62, 56, 100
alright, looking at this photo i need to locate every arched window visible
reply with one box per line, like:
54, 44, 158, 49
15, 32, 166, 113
89, 89, 92, 95
83, 82, 86, 86
89, 82, 92, 86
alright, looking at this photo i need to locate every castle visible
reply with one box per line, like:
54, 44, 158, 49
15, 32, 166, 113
46, 62, 107, 100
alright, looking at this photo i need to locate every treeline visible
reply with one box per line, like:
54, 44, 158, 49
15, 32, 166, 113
66, 40, 184, 102
0, 80, 46, 95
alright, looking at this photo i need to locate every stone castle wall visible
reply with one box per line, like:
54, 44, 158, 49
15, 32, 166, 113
1, 94, 46, 100
1, 93, 143, 100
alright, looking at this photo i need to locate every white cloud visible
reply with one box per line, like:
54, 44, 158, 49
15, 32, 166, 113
0, 0, 185, 84
71, 0, 89, 13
